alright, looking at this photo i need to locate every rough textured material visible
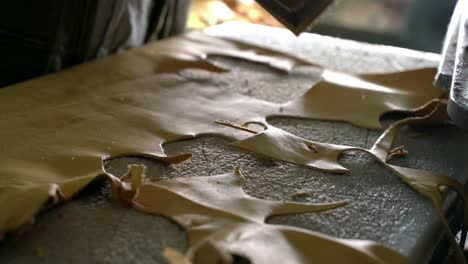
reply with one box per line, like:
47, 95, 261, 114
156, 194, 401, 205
1, 23, 467, 263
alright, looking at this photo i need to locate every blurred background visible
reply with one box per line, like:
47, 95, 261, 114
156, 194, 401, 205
188, 0, 457, 53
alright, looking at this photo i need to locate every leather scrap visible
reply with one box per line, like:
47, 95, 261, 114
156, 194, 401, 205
0, 30, 462, 263
112, 165, 406, 264
281, 69, 445, 129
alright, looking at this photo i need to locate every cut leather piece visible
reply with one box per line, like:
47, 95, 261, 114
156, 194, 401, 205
144, 31, 317, 72
122, 166, 406, 264
281, 69, 445, 129
0, 29, 460, 262
184, 224, 407, 264
0, 36, 447, 237
229, 125, 353, 173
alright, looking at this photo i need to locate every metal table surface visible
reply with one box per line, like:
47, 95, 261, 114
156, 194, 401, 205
1, 22, 468, 263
